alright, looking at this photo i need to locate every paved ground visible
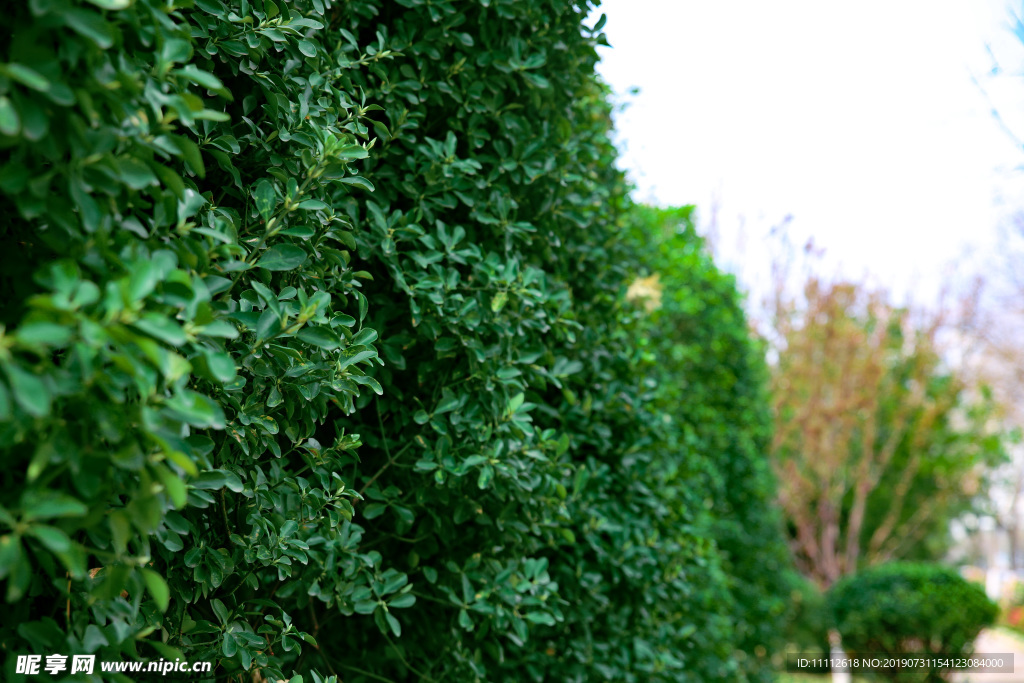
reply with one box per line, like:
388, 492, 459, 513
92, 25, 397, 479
952, 629, 1024, 683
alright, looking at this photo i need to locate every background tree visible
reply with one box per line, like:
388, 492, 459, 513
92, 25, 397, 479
767, 276, 1004, 588
956, 213, 1024, 569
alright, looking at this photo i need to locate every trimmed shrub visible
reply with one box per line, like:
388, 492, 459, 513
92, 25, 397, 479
828, 563, 998, 681
0, 1, 790, 681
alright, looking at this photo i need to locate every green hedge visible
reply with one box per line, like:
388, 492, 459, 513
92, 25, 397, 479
0, 1, 789, 681
623, 205, 794, 681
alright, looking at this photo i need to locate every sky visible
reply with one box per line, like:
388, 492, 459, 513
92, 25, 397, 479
594, 0, 1024, 310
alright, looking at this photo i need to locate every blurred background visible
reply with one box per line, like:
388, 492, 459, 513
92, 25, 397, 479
596, 0, 1024, 309
596, 0, 1024, 675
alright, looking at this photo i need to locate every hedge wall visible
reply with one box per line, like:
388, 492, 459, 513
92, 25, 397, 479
0, 1, 789, 681
624, 206, 794, 682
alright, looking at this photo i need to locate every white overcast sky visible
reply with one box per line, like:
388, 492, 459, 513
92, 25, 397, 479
594, 0, 1024, 308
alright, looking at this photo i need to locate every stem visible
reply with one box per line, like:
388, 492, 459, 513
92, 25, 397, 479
219, 488, 231, 542
336, 663, 397, 683
383, 631, 437, 683
224, 569, 256, 598
358, 402, 415, 495
359, 440, 415, 496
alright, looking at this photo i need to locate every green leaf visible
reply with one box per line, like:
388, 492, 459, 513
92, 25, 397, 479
15, 322, 72, 348
64, 8, 114, 48
525, 611, 556, 626
141, 568, 171, 612
22, 494, 87, 521
199, 320, 239, 338
350, 328, 378, 346
70, 178, 101, 233
371, 119, 392, 141
203, 350, 237, 383
212, 598, 230, 625
253, 179, 276, 220
389, 593, 416, 609
477, 465, 494, 489
27, 525, 71, 553
385, 612, 401, 637
2, 64, 50, 92
128, 260, 159, 302
172, 135, 205, 178
458, 609, 473, 630
6, 544, 30, 602
132, 313, 187, 346
0, 96, 20, 136
297, 326, 342, 350
281, 225, 315, 238
175, 65, 228, 95
256, 244, 307, 271
491, 291, 508, 313
221, 632, 237, 657
156, 464, 188, 508
373, 607, 388, 634
85, 0, 132, 8
353, 600, 377, 615
362, 503, 387, 519
336, 145, 369, 161
3, 363, 50, 417
338, 176, 375, 192
522, 72, 551, 89
192, 469, 244, 493
0, 535, 21, 580
160, 38, 191, 66
165, 390, 225, 429
352, 375, 383, 396
13, 92, 48, 141
117, 157, 158, 189
108, 510, 131, 554
435, 395, 459, 414
256, 308, 282, 340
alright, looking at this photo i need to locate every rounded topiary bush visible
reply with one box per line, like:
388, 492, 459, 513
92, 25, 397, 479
828, 562, 997, 681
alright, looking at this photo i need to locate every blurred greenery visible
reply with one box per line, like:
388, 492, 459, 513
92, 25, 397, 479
769, 277, 1006, 586
828, 562, 998, 682
625, 204, 794, 681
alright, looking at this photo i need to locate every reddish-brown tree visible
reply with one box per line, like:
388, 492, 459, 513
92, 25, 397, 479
768, 276, 1000, 587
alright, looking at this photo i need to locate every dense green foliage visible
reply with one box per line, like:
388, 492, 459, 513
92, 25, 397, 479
828, 563, 997, 682
624, 205, 794, 681
783, 573, 830, 657
0, 0, 789, 681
